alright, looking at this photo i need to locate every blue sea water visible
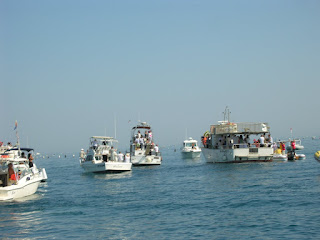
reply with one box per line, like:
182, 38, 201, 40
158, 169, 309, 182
1, 139, 320, 239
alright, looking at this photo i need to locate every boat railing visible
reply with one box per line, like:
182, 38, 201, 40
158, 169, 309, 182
207, 143, 273, 150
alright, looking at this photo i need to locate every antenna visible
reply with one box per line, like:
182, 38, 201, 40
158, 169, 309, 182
114, 113, 117, 139
223, 106, 231, 122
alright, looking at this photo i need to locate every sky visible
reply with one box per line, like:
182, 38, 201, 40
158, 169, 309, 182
1, 0, 319, 153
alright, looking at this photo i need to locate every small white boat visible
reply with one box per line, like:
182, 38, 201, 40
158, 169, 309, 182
315, 151, 320, 162
80, 136, 132, 173
273, 154, 288, 161
130, 122, 162, 166
0, 148, 44, 201
181, 137, 201, 158
286, 139, 304, 151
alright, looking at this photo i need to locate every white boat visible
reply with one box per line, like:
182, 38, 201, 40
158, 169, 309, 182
201, 107, 274, 163
286, 139, 304, 151
273, 154, 288, 161
130, 122, 162, 166
0, 148, 44, 201
181, 137, 202, 158
80, 136, 132, 173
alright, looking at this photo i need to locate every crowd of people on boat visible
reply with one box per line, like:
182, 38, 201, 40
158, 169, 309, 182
202, 133, 275, 149
133, 130, 159, 155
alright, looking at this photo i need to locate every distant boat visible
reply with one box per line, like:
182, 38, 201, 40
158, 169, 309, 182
181, 137, 201, 158
312, 136, 316, 140
130, 122, 162, 166
80, 136, 132, 173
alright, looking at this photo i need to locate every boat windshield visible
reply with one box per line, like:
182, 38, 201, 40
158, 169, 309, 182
185, 142, 197, 147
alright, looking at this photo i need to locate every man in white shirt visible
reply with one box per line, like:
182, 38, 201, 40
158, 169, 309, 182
117, 152, 124, 162
154, 145, 159, 153
139, 137, 145, 150
259, 135, 265, 147
124, 153, 130, 163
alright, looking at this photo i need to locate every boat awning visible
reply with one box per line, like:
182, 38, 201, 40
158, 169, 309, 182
5, 148, 34, 152
132, 126, 151, 130
91, 136, 115, 140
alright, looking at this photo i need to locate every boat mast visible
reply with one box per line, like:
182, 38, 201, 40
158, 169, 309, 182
114, 113, 117, 139
223, 106, 231, 123
15, 120, 21, 156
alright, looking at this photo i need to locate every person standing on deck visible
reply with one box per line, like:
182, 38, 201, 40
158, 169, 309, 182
259, 135, 265, 147
291, 140, 296, 156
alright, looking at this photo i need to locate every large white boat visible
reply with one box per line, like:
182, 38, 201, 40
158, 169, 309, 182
80, 136, 132, 173
201, 107, 274, 163
0, 148, 45, 201
130, 122, 162, 166
181, 137, 202, 158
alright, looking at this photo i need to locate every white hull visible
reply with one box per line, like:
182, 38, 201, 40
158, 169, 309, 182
40, 168, 48, 182
295, 154, 306, 160
131, 155, 162, 166
181, 150, 201, 158
201, 147, 273, 163
81, 161, 132, 173
0, 177, 41, 201
286, 145, 304, 151
273, 154, 288, 161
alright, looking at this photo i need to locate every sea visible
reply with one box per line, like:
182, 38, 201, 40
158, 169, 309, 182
1, 138, 320, 239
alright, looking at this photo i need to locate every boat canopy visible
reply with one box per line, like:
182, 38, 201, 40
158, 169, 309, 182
5, 148, 34, 152
131, 122, 151, 130
91, 136, 115, 140
183, 138, 198, 144
210, 122, 269, 135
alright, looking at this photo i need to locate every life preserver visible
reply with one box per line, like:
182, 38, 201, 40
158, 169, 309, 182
10, 173, 18, 180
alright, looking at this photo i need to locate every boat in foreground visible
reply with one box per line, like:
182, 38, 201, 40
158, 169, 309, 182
0, 148, 44, 201
201, 107, 273, 163
181, 137, 202, 158
80, 136, 132, 173
130, 122, 162, 166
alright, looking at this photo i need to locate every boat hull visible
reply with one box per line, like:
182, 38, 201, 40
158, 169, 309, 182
201, 147, 273, 163
273, 154, 288, 162
81, 161, 132, 173
131, 155, 162, 166
181, 151, 201, 159
0, 178, 41, 201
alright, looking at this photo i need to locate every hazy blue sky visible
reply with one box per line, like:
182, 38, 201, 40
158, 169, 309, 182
1, 0, 319, 153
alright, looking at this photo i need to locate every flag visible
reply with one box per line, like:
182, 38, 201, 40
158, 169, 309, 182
14, 120, 18, 130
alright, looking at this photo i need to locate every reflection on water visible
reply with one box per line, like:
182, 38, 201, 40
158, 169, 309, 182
1, 140, 320, 239
81, 171, 132, 180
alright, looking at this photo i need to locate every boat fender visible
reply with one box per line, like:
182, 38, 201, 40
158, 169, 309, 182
315, 151, 320, 159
